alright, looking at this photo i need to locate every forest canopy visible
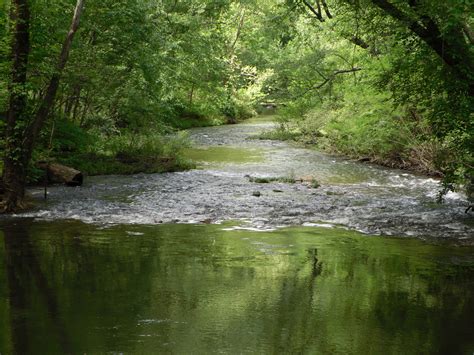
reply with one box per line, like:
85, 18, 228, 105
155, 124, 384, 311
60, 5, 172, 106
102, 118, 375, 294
0, 0, 473, 211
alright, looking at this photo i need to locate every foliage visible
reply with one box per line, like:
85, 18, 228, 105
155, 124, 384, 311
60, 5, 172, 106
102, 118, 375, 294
260, 0, 473, 198
57, 131, 194, 176
0, 0, 472, 205
0, 0, 268, 192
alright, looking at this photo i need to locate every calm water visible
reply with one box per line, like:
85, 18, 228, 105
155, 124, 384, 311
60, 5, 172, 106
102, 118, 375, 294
1, 220, 473, 354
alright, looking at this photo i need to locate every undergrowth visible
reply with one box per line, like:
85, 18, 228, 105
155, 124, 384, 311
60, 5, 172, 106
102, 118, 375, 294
31, 120, 195, 178
59, 131, 195, 176
248, 176, 296, 184
269, 86, 444, 177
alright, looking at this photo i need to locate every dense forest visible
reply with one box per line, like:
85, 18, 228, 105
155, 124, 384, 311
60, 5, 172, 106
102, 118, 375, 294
0, 0, 473, 211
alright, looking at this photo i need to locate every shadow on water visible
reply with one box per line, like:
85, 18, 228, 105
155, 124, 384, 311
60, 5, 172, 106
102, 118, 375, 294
0, 220, 474, 354
0, 220, 161, 353
2, 221, 72, 354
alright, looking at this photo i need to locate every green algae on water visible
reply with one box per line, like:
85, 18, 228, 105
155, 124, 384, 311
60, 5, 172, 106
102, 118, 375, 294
184, 146, 264, 165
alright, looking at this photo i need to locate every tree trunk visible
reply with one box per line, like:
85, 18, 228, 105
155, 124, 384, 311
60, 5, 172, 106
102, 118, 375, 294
369, 0, 474, 96
23, 0, 85, 159
2, 0, 85, 212
2, 160, 28, 212
188, 83, 195, 105
37, 162, 83, 186
64, 91, 74, 118
71, 85, 82, 121
2, 0, 31, 212
79, 91, 91, 127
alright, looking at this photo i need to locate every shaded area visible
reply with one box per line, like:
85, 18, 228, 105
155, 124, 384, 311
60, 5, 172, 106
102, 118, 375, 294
1, 221, 473, 353
2, 221, 72, 354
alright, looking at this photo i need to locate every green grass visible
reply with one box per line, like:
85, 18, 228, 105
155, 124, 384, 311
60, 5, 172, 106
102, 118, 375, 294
247, 176, 296, 184
256, 128, 302, 141
56, 131, 195, 176
270, 85, 441, 176
309, 177, 321, 189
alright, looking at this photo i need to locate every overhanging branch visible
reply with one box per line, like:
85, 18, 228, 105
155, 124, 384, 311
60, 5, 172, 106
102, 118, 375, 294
314, 67, 362, 89
370, 0, 474, 95
295, 67, 362, 99
321, 0, 332, 18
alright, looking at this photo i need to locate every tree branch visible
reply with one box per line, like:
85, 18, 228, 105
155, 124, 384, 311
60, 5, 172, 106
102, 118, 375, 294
315, 67, 362, 89
370, 0, 473, 95
302, 0, 324, 22
349, 35, 369, 49
295, 67, 362, 99
462, 22, 474, 45
229, 8, 245, 55
321, 0, 332, 18
316, 0, 323, 19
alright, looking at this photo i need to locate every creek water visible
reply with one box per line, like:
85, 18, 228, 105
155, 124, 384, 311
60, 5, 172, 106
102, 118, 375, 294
0, 117, 473, 353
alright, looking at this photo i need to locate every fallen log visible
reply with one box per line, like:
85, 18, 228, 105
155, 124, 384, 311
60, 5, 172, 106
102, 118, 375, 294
37, 162, 83, 186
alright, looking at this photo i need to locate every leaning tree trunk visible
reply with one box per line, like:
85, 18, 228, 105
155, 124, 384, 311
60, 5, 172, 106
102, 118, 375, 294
22, 0, 85, 158
369, 0, 474, 96
2, 0, 85, 212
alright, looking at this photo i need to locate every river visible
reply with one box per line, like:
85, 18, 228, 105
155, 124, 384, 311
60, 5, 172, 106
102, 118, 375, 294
0, 117, 473, 353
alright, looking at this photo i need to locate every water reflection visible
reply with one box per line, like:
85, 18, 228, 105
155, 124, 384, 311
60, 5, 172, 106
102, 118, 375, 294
0, 221, 473, 354
3, 221, 74, 354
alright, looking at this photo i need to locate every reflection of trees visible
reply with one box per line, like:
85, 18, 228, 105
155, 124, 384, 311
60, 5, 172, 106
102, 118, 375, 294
197, 232, 474, 354
373, 266, 474, 354
0, 223, 473, 353
266, 247, 325, 353
3, 221, 72, 354
140, 229, 474, 354
1, 221, 165, 353
0, 222, 242, 353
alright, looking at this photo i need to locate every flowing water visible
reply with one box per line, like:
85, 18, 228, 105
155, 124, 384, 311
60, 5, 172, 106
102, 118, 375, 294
16, 117, 474, 241
0, 117, 473, 353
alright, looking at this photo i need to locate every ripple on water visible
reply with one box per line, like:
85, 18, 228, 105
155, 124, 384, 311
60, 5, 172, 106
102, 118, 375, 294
18, 121, 473, 244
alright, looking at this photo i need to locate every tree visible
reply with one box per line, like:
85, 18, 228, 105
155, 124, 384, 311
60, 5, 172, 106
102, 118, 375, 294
367, 0, 474, 96
2, 0, 84, 212
293, 0, 472, 192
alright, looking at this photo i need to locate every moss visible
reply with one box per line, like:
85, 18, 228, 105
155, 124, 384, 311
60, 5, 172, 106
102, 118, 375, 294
248, 176, 296, 184
256, 129, 302, 141
310, 178, 321, 189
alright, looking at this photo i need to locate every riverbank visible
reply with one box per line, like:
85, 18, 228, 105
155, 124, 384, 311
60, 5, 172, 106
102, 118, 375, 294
258, 118, 443, 178
55, 132, 196, 177
257, 124, 447, 190
34, 113, 263, 180
23, 118, 236, 183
